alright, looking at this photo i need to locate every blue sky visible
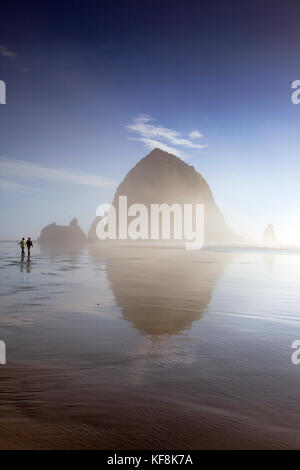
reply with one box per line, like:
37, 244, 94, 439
1, 0, 300, 242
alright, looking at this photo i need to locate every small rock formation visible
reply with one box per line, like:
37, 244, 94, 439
38, 218, 86, 245
263, 223, 277, 245
88, 148, 240, 245
88, 217, 100, 241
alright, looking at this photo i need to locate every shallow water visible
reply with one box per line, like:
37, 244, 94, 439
0, 242, 300, 449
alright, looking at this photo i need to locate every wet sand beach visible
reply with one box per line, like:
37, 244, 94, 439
0, 242, 300, 449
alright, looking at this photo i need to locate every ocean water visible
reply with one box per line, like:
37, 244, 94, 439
0, 241, 300, 449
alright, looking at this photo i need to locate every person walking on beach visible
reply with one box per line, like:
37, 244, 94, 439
26, 237, 33, 256
18, 238, 26, 256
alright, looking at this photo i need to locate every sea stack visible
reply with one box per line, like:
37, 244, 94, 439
263, 223, 277, 245
39, 218, 86, 245
88, 148, 239, 245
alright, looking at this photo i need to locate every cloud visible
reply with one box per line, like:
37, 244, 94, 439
0, 178, 38, 194
128, 137, 184, 158
0, 45, 16, 58
127, 115, 207, 159
0, 158, 116, 192
189, 130, 203, 139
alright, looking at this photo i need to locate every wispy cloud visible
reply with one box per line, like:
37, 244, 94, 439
0, 45, 16, 58
0, 178, 38, 194
0, 158, 115, 193
189, 130, 203, 139
127, 115, 207, 159
128, 137, 183, 158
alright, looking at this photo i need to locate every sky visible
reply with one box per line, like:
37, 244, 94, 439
1, 0, 300, 243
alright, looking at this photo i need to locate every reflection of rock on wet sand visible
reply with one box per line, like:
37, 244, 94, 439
39, 244, 84, 257
263, 254, 275, 273
91, 247, 229, 335
39, 245, 86, 274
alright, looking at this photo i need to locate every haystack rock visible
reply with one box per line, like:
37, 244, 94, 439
263, 223, 277, 245
39, 218, 86, 245
88, 148, 240, 245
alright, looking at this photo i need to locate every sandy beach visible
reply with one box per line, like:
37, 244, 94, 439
0, 242, 300, 449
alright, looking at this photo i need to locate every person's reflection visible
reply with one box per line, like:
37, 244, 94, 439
20, 254, 31, 273
20, 254, 25, 272
26, 257, 31, 273
90, 246, 229, 336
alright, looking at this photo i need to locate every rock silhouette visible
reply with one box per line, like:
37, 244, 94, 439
88, 148, 239, 245
38, 218, 86, 245
263, 223, 277, 245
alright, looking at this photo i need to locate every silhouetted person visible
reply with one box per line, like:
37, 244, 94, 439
18, 238, 26, 256
26, 237, 33, 256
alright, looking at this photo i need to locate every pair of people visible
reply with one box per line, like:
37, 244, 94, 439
19, 237, 33, 256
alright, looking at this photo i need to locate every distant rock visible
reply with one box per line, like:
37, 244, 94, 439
88, 148, 240, 245
88, 217, 101, 241
263, 223, 277, 244
38, 218, 86, 245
